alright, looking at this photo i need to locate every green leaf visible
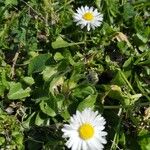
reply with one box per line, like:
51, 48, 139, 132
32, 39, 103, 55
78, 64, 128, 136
54, 52, 64, 61
51, 36, 81, 49
22, 77, 35, 86
61, 109, 71, 121
129, 93, 142, 105
119, 131, 126, 148
35, 112, 45, 126
123, 3, 135, 21
123, 57, 133, 78
108, 85, 123, 100
138, 59, 150, 66
95, 0, 102, 9
0, 70, 9, 96
112, 70, 127, 86
42, 66, 57, 81
72, 85, 95, 99
28, 54, 51, 75
78, 94, 97, 111
14, 134, 24, 148
0, 137, 5, 145
123, 57, 133, 68
52, 37, 71, 49
40, 99, 56, 117
5, 0, 18, 5
1, 70, 9, 88
49, 76, 64, 95
134, 16, 144, 32
0, 83, 5, 97
8, 82, 31, 100
136, 33, 148, 43
117, 41, 129, 55
138, 129, 150, 150
23, 112, 36, 128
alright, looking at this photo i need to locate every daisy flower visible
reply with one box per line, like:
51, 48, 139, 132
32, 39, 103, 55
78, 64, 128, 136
62, 108, 107, 150
73, 6, 103, 31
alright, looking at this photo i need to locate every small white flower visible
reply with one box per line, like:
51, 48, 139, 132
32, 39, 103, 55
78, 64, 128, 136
73, 6, 103, 31
62, 108, 107, 150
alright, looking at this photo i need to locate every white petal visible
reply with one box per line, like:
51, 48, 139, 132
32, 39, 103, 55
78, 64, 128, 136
66, 138, 74, 148
90, 138, 104, 150
82, 141, 88, 150
71, 139, 81, 150
87, 23, 91, 31
89, 7, 94, 12
77, 8, 83, 15
85, 5, 89, 12
81, 6, 86, 14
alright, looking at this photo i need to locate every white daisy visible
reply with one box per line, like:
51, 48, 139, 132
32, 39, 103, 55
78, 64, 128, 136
73, 6, 103, 31
62, 108, 107, 150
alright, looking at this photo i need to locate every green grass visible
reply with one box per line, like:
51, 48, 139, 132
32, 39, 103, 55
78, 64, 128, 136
0, 0, 150, 149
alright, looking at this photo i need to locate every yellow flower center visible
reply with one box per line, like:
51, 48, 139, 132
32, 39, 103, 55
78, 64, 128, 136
79, 123, 94, 140
83, 12, 94, 21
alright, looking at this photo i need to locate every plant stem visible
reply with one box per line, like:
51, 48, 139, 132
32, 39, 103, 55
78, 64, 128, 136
10, 51, 20, 78
104, 102, 150, 109
110, 108, 123, 150
120, 70, 136, 94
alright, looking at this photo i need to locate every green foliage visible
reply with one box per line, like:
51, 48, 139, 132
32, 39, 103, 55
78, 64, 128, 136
40, 98, 57, 117
0, 109, 24, 150
8, 82, 31, 100
138, 129, 150, 150
28, 54, 52, 75
0, 0, 150, 149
